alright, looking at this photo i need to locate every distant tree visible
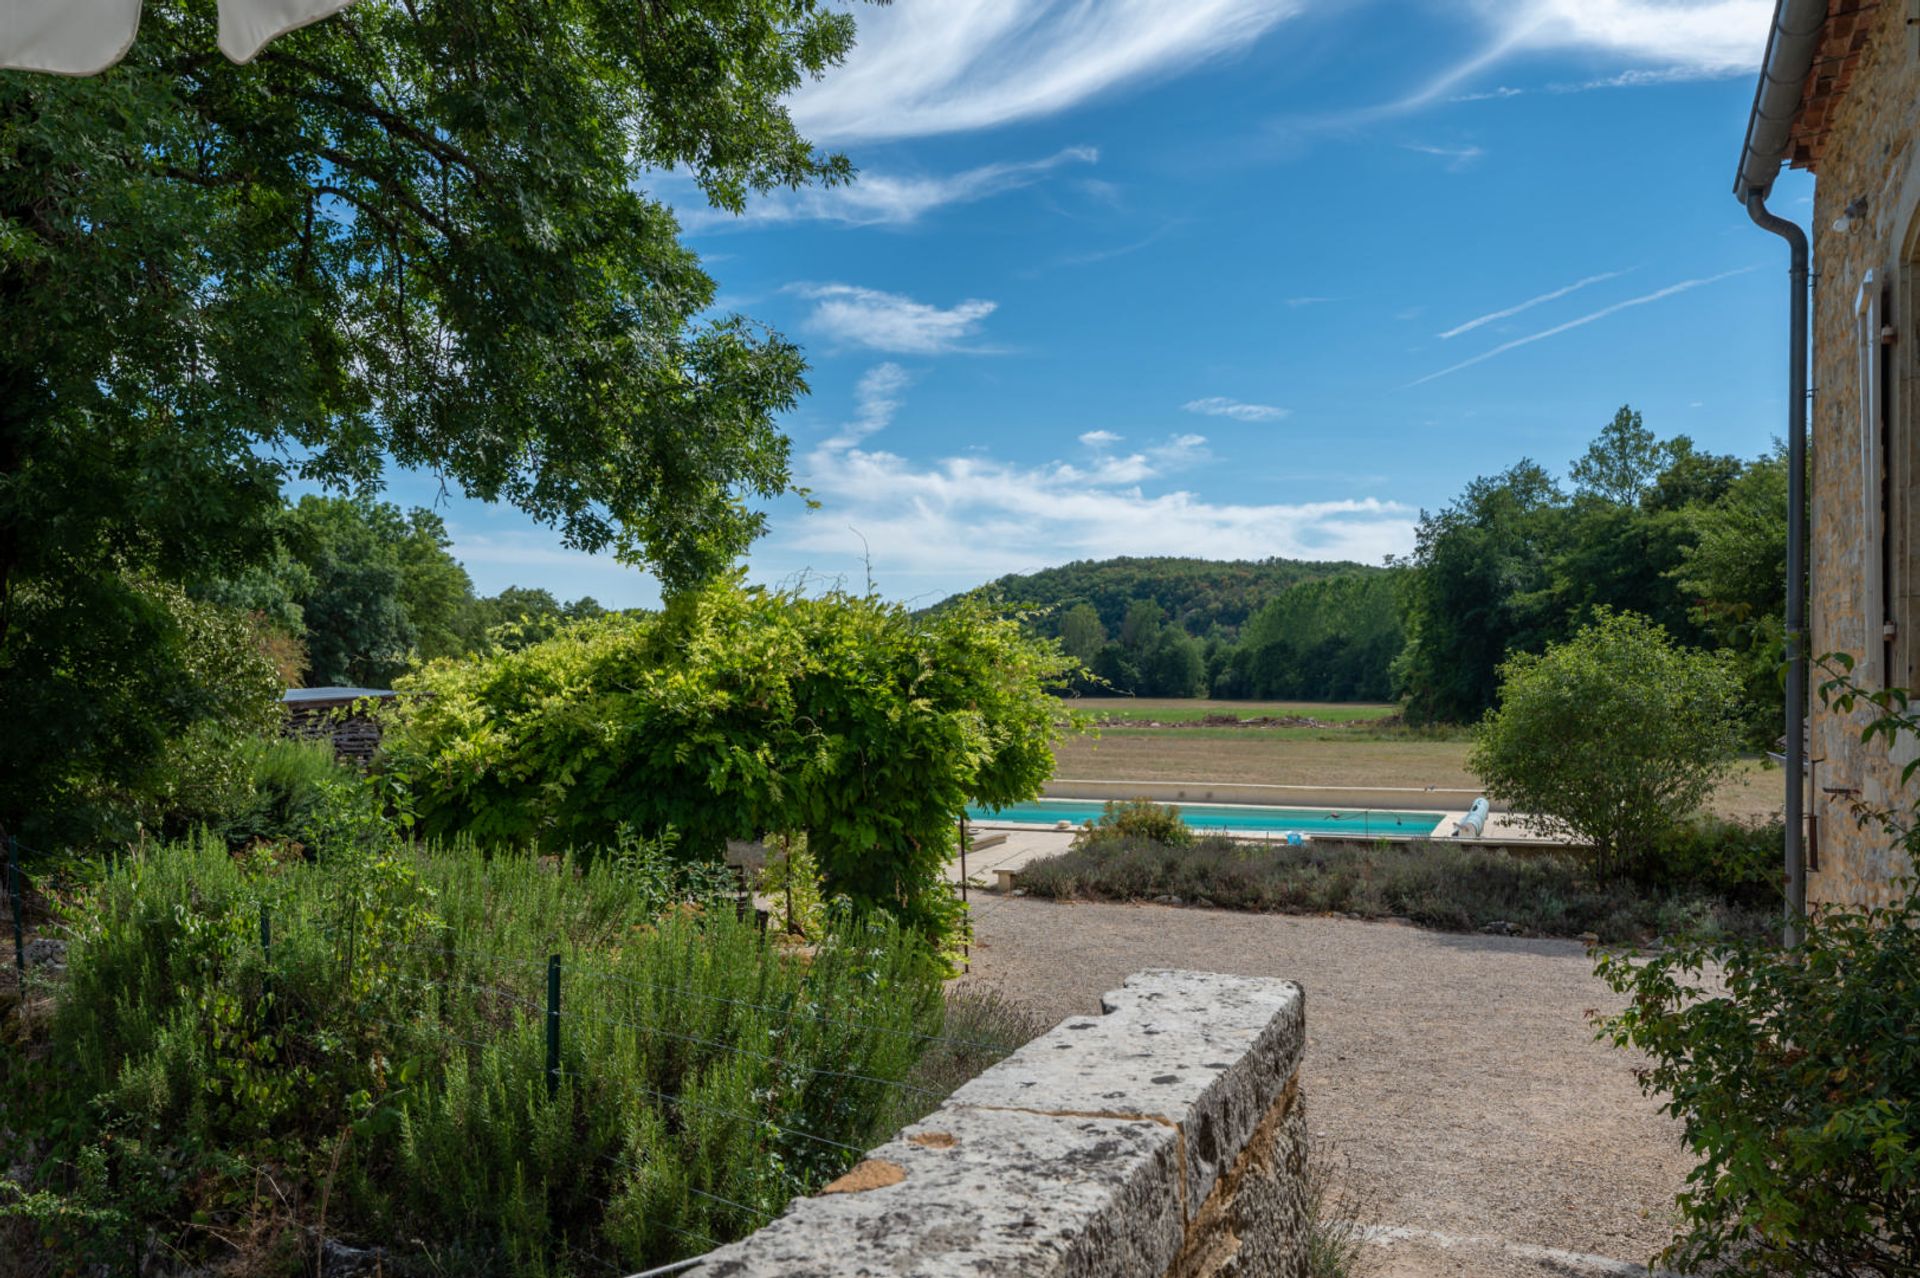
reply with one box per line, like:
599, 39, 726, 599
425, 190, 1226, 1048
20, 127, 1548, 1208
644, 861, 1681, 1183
1674, 449, 1790, 744
1090, 644, 1141, 696
1395, 461, 1567, 723
1571, 406, 1671, 506
392, 508, 478, 663
1226, 572, 1403, 701
1119, 599, 1166, 653
1058, 603, 1107, 665
1140, 630, 1207, 697
284, 496, 419, 687
1471, 611, 1742, 882
470, 586, 610, 652
1646, 437, 1744, 512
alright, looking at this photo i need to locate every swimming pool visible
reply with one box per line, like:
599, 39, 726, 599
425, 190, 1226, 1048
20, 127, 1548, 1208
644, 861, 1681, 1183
965, 799, 1444, 838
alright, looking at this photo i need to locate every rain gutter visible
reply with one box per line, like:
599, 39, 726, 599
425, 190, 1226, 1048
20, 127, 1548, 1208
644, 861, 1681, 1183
1735, 0, 1825, 946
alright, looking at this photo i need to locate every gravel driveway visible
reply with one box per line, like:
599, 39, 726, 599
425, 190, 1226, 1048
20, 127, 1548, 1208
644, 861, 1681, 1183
956, 894, 1688, 1278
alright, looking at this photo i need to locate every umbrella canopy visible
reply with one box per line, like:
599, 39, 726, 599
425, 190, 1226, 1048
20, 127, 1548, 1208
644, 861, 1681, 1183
2, 0, 358, 74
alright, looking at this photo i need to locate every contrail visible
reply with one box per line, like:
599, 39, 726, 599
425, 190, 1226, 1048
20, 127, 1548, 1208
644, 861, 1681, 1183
1409, 267, 1757, 387
1437, 270, 1627, 339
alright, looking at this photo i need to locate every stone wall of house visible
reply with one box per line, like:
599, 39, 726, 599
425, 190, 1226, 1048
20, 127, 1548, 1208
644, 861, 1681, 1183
1805, 0, 1920, 906
693, 970, 1309, 1278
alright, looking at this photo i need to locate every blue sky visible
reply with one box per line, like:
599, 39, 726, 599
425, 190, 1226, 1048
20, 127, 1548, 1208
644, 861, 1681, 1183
383, 0, 1813, 609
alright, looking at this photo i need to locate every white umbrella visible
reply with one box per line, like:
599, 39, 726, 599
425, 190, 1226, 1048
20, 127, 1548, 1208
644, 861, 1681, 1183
2, 0, 359, 75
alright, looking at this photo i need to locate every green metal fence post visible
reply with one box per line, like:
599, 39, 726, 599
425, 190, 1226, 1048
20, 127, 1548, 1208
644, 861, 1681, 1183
8, 838, 24, 976
260, 903, 273, 1019
546, 954, 562, 1100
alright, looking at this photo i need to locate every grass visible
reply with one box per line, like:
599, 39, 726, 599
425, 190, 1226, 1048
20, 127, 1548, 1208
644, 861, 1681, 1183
1062, 697, 1400, 725
1053, 715, 1788, 821
1, 835, 1024, 1278
1015, 834, 1779, 945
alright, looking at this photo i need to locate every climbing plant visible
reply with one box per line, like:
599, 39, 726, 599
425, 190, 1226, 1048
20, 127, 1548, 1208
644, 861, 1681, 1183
378, 580, 1078, 942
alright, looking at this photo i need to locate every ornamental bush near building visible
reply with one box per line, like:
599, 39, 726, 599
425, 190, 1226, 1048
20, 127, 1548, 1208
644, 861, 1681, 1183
1470, 610, 1742, 883
378, 579, 1076, 944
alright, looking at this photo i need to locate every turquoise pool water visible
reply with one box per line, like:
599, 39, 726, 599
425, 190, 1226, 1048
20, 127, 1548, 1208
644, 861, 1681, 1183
965, 799, 1443, 838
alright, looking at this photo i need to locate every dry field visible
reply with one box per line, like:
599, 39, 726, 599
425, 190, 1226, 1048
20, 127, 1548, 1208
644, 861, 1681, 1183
1051, 707, 1788, 821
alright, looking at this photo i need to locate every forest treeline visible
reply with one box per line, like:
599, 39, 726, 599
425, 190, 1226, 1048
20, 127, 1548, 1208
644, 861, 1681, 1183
954, 408, 1788, 737
203, 495, 611, 688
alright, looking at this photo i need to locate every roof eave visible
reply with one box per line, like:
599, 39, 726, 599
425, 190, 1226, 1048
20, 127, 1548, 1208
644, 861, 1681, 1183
1733, 0, 1829, 201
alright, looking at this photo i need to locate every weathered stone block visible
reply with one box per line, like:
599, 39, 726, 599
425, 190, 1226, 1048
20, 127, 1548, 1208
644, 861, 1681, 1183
697, 1106, 1182, 1278
945, 969, 1304, 1217
692, 970, 1307, 1278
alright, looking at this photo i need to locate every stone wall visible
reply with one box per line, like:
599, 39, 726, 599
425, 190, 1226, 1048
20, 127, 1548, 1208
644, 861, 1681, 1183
1804, 0, 1920, 906
693, 970, 1309, 1277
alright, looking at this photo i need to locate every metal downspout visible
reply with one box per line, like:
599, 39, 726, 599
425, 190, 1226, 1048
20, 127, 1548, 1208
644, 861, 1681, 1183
1745, 190, 1810, 946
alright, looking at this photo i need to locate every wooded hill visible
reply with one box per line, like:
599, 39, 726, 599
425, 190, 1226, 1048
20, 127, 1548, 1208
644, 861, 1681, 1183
956, 556, 1372, 638
937, 556, 1401, 701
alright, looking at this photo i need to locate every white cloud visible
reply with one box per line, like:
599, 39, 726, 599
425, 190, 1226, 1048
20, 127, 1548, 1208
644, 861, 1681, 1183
789, 0, 1302, 142
1344, 1, 1768, 123
1491, 0, 1772, 75
1410, 267, 1756, 386
1078, 429, 1123, 447
1184, 396, 1289, 422
1437, 270, 1627, 339
1285, 296, 1336, 308
797, 284, 998, 354
791, 444, 1410, 578
688, 147, 1098, 228
824, 362, 911, 450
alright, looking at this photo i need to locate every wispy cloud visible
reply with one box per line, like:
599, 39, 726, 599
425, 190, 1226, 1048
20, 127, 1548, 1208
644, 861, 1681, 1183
1184, 396, 1289, 422
823, 363, 911, 450
789, 0, 1302, 142
1437, 270, 1627, 339
686, 147, 1099, 228
1402, 142, 1485, 171
1286, 296, 1336, 308
1409, 267, 1756, 386
796, 284, 998, 355
1045, 222, 1182, 271
1336, 1, 1768, 124
1078, 429, 1123, 447
1492, 0, 1772, 75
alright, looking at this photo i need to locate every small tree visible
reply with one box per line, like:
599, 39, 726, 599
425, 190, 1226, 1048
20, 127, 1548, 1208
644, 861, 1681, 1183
1470, 610, 1741, 880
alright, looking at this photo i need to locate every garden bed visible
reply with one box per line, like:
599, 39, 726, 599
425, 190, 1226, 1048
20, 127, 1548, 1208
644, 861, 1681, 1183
1014, 835, 1778, 944
0, 837, 1043, 1277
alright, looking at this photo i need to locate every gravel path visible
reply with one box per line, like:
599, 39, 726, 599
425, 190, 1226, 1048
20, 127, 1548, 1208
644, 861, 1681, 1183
956, 895, 1689, 1277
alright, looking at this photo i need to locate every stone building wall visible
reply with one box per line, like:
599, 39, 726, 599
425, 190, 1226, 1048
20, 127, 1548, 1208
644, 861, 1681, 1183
693, 970, 1309, 1277
1805, 0, 1920, 906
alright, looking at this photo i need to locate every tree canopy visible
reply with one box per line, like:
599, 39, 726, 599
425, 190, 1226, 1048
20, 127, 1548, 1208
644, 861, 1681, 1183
2, 0, 864, 843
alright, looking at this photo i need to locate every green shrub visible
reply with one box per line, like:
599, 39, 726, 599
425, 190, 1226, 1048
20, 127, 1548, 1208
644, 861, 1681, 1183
1078, 798, 1194, 849
379, 580, 1076, 945
1596, 887, 1920, 1274
1646, 813, 1783, 901
7, 835, 952, 1275
216, 736, 361, 848
1471, 610, 1743, 882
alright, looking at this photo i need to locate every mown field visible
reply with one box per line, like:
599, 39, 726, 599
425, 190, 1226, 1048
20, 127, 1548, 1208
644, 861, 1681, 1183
1050, 700, 1787, 821
1061, 697, 1400, 725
